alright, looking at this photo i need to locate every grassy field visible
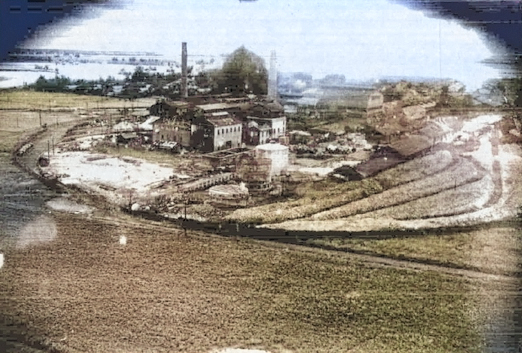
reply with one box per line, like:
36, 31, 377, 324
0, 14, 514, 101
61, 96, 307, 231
0, 130, 25, 152
306, 226, 521, 276
0, 213, 483, 353
225, 178, 383, 224
0, 90, 154, 110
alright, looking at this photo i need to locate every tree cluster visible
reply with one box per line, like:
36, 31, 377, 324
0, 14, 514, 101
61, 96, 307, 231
211, 46, 268, 95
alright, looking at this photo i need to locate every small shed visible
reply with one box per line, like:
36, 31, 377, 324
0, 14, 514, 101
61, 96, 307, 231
329, 165, 363, 181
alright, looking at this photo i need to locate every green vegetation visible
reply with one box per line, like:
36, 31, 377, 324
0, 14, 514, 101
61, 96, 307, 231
27, 66, 185, 99
306, 226, 522, 276
211, 46, 268, 95
240, 249, 481, 353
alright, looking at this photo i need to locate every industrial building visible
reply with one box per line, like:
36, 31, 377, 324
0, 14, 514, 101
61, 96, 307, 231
191, 112, 243, 152
148, 98, 286, 152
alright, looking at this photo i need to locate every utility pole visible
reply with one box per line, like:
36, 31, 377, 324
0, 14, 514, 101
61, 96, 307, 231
184, 195, 188, 237
39, 110, 42, 127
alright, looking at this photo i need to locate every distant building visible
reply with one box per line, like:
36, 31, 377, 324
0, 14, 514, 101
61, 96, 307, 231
152, 116, 192, 147
245, 101, 287, 143
191, 112, 243, 152
150, 100, 196, 146
149, 100, 191, 119
268, 51, 278, 101
246, 115, 286, 141
245, 120, 271, 145
318, 86, 384, 114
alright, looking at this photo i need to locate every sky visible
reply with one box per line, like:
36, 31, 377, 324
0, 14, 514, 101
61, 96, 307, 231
23, 0, 503, 90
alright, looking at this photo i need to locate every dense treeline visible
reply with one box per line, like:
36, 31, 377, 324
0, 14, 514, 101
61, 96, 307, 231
27, 46, 269, 100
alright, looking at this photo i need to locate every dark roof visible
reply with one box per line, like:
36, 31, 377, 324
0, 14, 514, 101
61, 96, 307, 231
356, 154, 406, 178
158, 100, 190, 109
330, 166, 363, 181
253, 101, 284, 112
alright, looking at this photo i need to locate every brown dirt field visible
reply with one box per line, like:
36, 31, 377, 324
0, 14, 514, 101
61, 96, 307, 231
0, 213, 482, 353
0, 91, 154, 110
0, 111, 86, 132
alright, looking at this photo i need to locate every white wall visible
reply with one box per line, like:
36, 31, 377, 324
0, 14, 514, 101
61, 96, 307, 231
270, 117, 286, 138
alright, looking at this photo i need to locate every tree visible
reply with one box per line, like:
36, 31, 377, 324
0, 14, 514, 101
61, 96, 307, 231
215, 46, 268, 95
130, 66, 149, 83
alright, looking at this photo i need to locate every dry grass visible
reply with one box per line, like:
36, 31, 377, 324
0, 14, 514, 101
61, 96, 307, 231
0, 90, 151, 110
373, 150, 453, 189
312, 157, 481, 220
226, 179, 383, 224
0, 110, 88, 133
0, 130, 24, 152
0, 213, 482, 353
369, 175, 493, 220
307, 226, 522, 276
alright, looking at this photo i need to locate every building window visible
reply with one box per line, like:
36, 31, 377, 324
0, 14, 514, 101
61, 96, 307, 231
217, 129, 220, 135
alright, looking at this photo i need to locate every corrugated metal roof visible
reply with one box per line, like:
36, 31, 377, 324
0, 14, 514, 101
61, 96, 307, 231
206, 116, 242, 127
211, 111, 229, 117
197, 103, 239, 111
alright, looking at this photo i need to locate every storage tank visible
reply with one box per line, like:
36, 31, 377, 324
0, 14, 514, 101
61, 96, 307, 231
255, 143, 289, 176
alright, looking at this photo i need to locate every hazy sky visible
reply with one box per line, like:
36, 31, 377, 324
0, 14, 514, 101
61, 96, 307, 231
27, 0, 502, 90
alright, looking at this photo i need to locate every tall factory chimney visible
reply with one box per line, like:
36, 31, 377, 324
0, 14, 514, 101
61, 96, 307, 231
181, 42, 188, 98
268, 50, 278, 101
